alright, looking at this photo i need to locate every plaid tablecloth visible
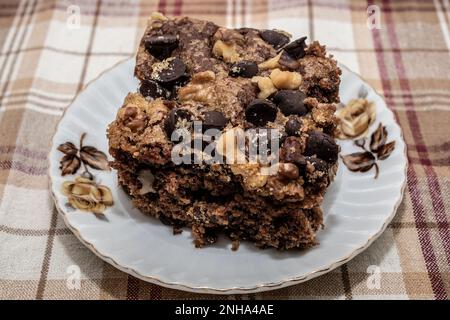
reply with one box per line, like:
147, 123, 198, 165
0, 0, 449, 300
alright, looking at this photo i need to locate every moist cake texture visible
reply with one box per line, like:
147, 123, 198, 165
108, 13, 341, 249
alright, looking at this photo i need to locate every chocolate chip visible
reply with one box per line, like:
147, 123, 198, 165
144, 35, 179, 60
273, 90, 307, 116
229, 61, 258, 78
139, 79, 172, 99
304, 131, 339, 163
280, 136, 306, 166
279, 51, 300, 70
203, 111, 228, 131
164, 108, 192, 137
245, 99, 278, 127
260, 30, 290, 49
154, 58, 188, 85
284, 36, 307, 59
285, 117, 302, 136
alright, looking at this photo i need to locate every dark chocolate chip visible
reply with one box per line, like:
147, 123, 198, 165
285, 117, 302, 136
229, 61, 259, 78
304, 131, 339, 163
203, 111, 228, 131
144, 35, 179, 60
245, 99, 278, 127
273, 90, 307, 116
280, 136, 306, 166
139, 79, 172, 99
154, 58, 188, 85
279, 51, 300, 70
284, 36, 307, 59
164, 108, 192, 137
260, 30, 290, 49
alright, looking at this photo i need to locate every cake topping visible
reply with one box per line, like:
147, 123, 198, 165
278, 51, 300, 69
273, 90, 307, 116
251, 76, 277, 99
144, 34, 179, 60
245, 99, 278, 126
304, 131, 339, 163
229, 61, 259, 78
284, 36, 307, 59
152, 57, 188, 85
269, 68, 302, 90
164, 108, 192, 137
258, 52, 282, 70
212, 40, 240, 63
260, 30, 290, 49
203, 111, 228, 131
139, 79, 172, 99
285, 117, 302, 136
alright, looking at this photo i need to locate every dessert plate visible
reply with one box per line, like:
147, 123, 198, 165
49, 58, 407, 294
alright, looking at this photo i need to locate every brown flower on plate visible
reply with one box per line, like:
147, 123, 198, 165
58, 133, 110, 177
341, 123, 395, 179
336, 98, 376, 140
61, 177, 113, 214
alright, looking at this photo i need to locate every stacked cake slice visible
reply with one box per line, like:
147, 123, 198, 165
107, 13, 341, 249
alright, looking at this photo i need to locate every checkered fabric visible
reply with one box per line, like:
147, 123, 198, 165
0, 0, 449, 300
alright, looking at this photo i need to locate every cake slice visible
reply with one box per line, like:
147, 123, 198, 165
107, 13, 341, 249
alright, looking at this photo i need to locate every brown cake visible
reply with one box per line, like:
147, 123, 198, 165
107, 13, 341, 250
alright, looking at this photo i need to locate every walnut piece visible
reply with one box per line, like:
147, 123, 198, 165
147, 12, 168, 29
137, 169, 156, 194
143, 99, 169, 125
258, 52, 282, 70
212, 40, 240, 63
251, 76, 277, 99
269, 68, 302, 90
215, 127, 246, 164
231, 163, 268, 190
178, 71, 216, 104
117, 104, 147, 132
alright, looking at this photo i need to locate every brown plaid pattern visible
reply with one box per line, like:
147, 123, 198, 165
0, 0, 449, 300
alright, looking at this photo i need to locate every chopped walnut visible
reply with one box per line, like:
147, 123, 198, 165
143, 99, 169, 125
137, 169, 156, 195
251, 76, 277, 99
192, 70, 216, 82
258, 52, 282, 70
178, 71, 216, 104
212, 40, 240, 63
231, 163, 268, 190
147, 12, 168, 29
215, 127, 246, 164
269, 68, 302, 90
213, 27, 245, 44
117, 104, 147, 132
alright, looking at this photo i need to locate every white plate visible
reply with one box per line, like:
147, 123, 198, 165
49, 58, 407, 294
